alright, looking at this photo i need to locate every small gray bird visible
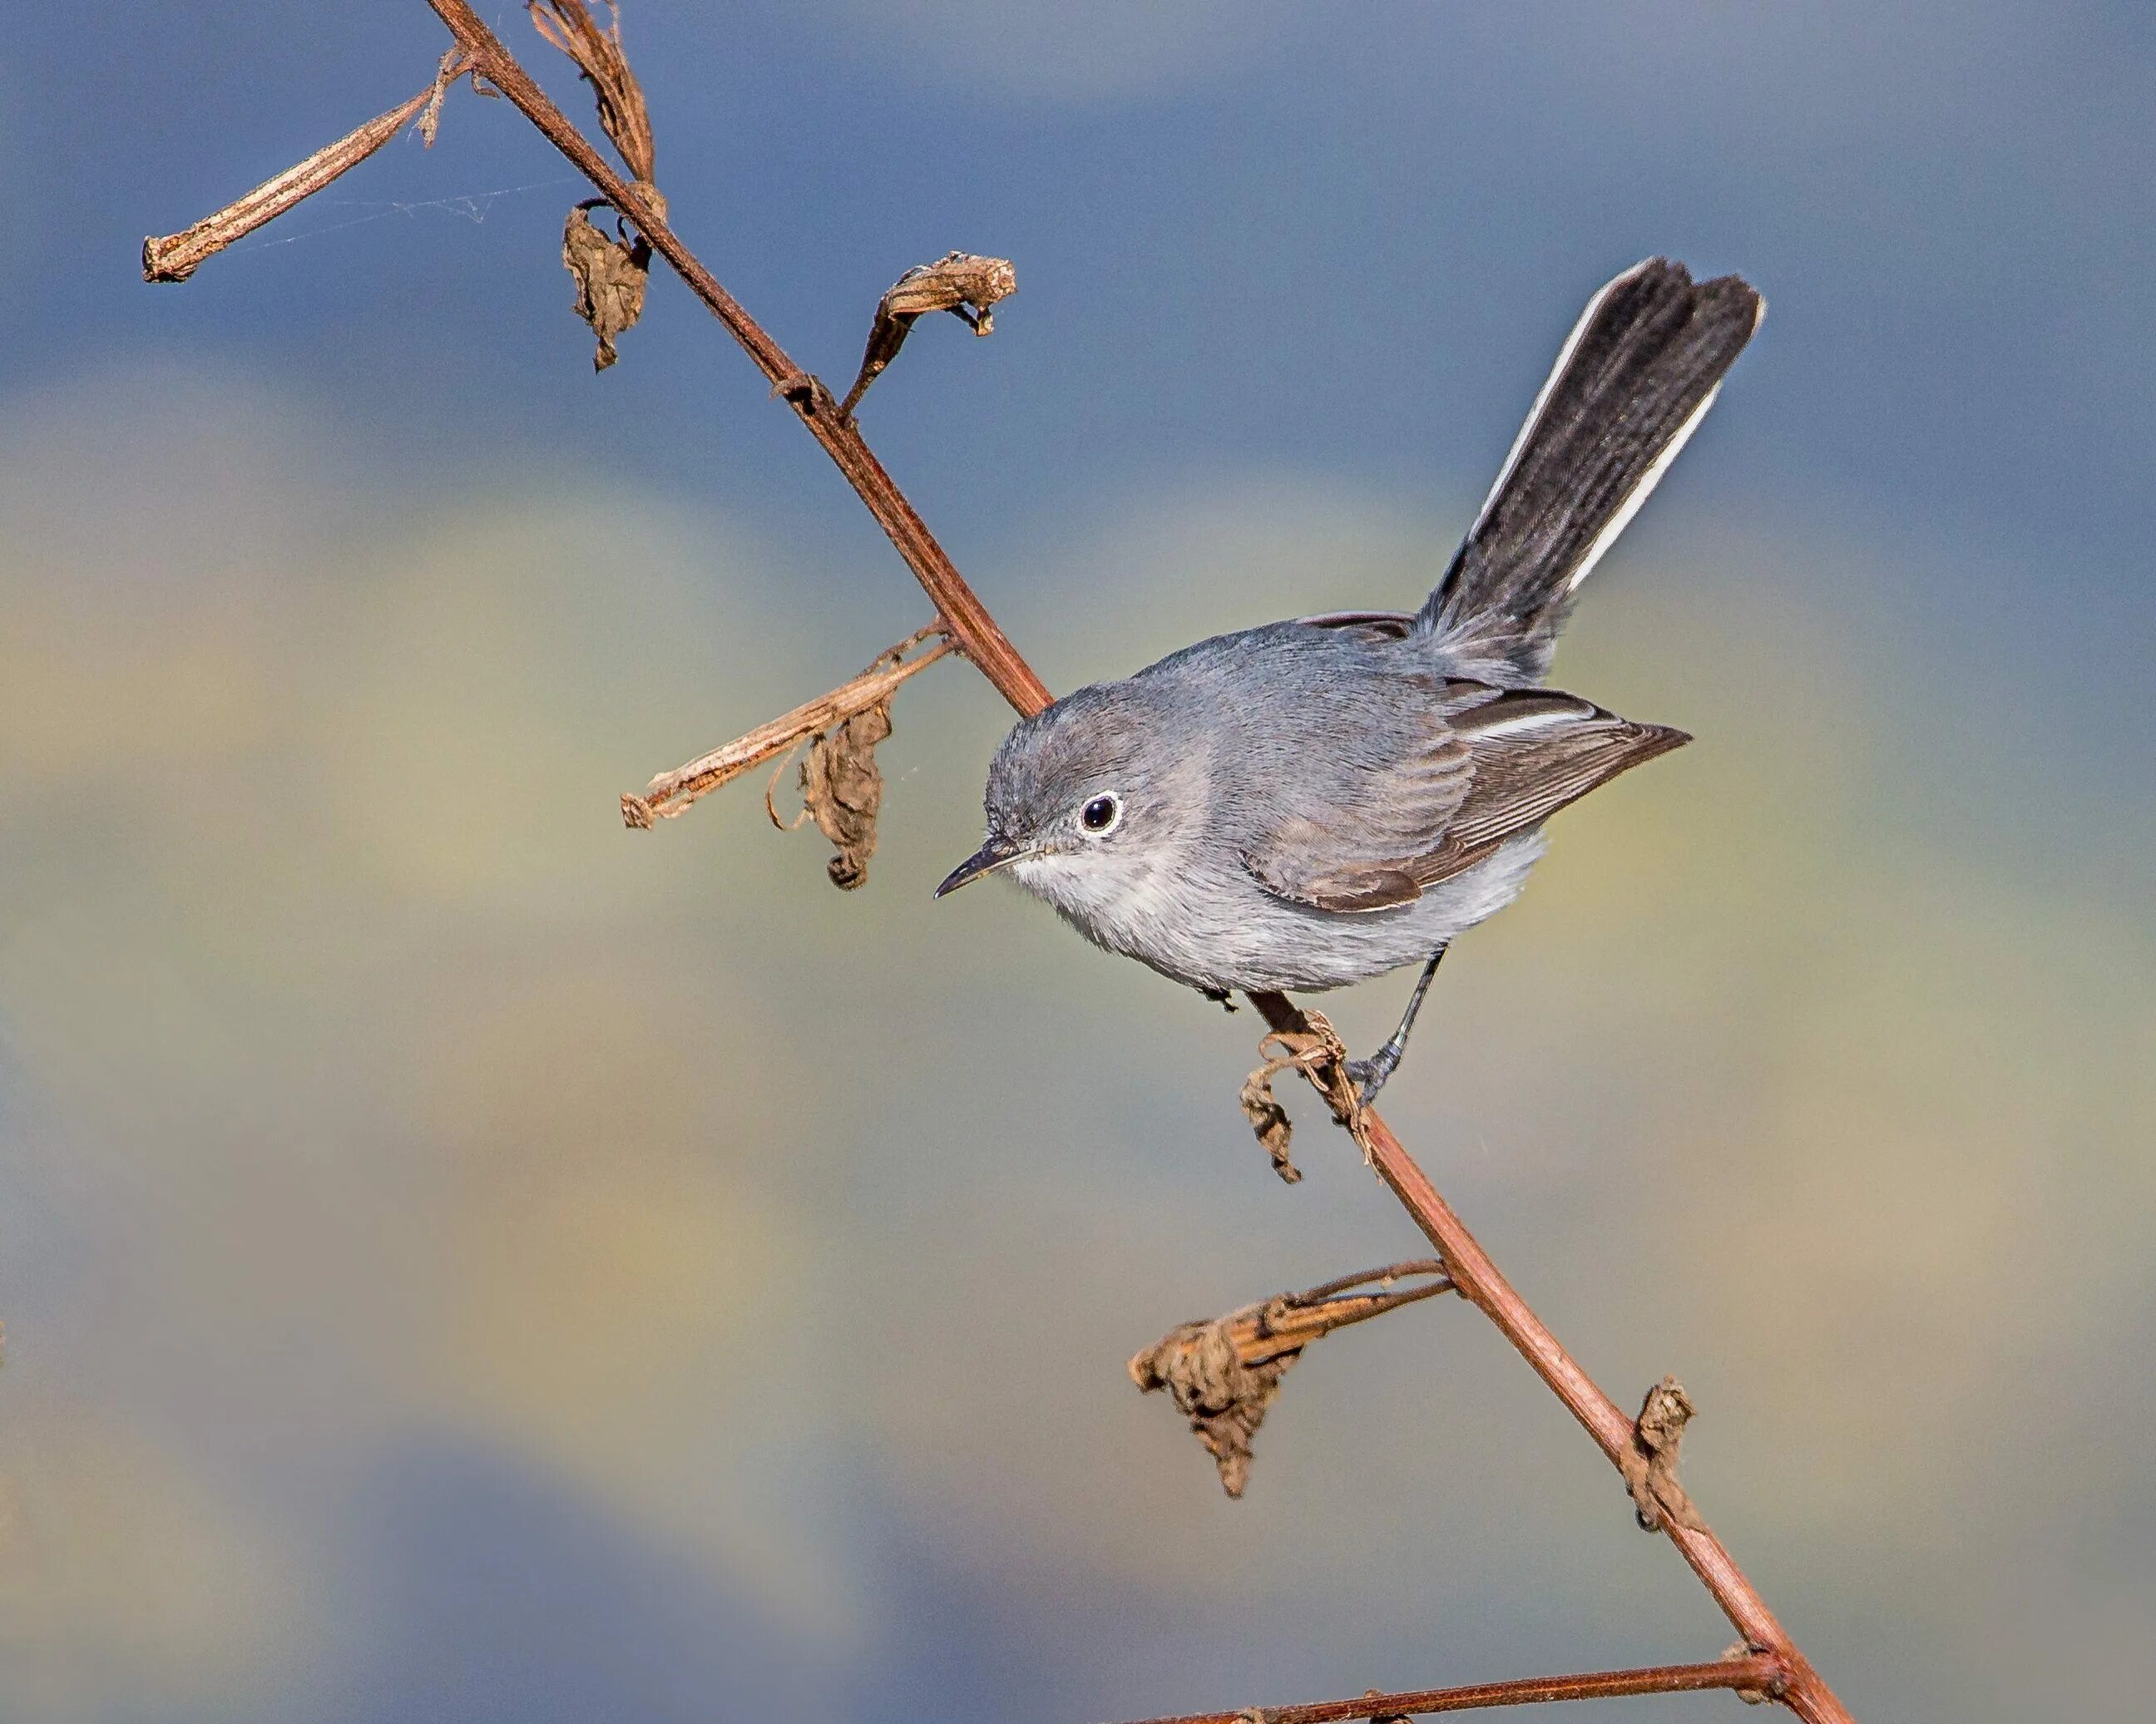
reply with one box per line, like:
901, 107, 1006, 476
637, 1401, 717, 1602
937, 259, 1763, 1099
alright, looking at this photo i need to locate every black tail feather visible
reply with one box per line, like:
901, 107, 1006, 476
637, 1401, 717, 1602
1418, 258, 1763, 683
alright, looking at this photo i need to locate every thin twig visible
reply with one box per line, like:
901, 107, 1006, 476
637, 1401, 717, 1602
622, 628, 954, 827
1100, 1654, 1786, 1724
142, 50, 470, 282
1229, 1257, 1455, 1364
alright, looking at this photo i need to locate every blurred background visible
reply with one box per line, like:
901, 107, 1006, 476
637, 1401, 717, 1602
4, 4, 2154, 1720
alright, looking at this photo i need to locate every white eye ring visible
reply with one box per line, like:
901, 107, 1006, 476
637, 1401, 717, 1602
1079, 793, 1121, 834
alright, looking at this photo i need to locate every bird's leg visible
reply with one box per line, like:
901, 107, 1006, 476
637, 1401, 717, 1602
1199, 985, 1239, 1015
1345, 946, 1448, 1103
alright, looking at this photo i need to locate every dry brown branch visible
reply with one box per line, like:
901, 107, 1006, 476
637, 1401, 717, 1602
142, 49, 471, 282
622, 629, 953, 827
1621, 1376, 1707, 1534
1103, 1654, 1788, 1723
1130, 1261, 1455, 1496
840, 252, 1019, 417
157, 11, 1860, 1721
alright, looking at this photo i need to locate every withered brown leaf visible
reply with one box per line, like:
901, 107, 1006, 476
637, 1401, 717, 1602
1236, 1011, 1367, 1183
562, 200, 650, 371
1620, 1375, 1707, 1532
1129, 1317, 1299, 1499
840, 252, 1017, 417
1239, 1065, 1303, 1183
797, 699, 893, 891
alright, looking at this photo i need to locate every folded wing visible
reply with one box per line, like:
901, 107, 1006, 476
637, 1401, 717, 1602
1243, 684, 1688, 914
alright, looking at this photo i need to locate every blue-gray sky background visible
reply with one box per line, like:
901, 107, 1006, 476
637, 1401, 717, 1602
2, 5, 2153, 1721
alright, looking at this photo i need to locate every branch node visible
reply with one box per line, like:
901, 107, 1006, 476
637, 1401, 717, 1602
772, 371, 830, 412
1721, 1643, 1783, 1705
418, 46, 466, 147
1620, 1375, 1707, 1533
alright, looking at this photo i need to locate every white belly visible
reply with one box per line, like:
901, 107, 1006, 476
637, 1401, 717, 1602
1016, 833, 1547, 994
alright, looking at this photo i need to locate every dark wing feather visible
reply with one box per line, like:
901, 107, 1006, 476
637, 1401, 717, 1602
1409, 691, 1689, 885
1243, 684, 1687, 913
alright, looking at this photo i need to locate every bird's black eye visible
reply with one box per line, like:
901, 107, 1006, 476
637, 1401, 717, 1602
1080, 794, 1120, 832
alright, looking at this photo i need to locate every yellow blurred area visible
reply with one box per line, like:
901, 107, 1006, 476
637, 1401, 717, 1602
0, 1405, 294, 1717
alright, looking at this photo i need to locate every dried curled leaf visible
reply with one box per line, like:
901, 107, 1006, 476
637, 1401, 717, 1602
1239, 1065, 1302, 1183
534, 4, 665, 372
1620, 1375, 1707, 1532
1130, 1262, 1454, 1498
840, 251, 1018, 417
1238, 1010, 1368, 1181
759, 630, 944, 887
797, 698, 893, 890
563, 201, 650, 372
1130, 1316, 1297, 1499
530, 1, 657, 184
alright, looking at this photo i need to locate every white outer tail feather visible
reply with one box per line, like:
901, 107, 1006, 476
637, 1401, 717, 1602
1467, 259, 1655, 544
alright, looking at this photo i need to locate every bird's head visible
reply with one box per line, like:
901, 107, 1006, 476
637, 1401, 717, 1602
934, 682, 1203, 917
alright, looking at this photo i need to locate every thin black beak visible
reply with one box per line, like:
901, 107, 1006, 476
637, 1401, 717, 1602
934, 835, 1026, 898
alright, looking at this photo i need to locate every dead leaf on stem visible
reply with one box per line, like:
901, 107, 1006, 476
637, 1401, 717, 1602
1238, 1010, 1369, 1183
626, 629, 951, 827
1131, 1317, 1294, 1499
840, 252, 1018, 417
767, 634, 936, 889
529, 1, 657, 183
796, 700, 892, 891
1130, 1262, 1454, 1496
1620, 1375, 1707, 1532
563, 200, 651, 370
533, 2, 665, 370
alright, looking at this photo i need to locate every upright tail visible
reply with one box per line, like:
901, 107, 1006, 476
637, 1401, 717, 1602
1417, 258, 1763, 684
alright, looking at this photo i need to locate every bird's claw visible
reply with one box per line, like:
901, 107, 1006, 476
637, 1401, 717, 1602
1343, 1055, 1395, 1108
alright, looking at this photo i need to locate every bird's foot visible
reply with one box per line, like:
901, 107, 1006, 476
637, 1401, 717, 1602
1199, 985, 1239, 1015
1343, 1049, 1401, 1107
